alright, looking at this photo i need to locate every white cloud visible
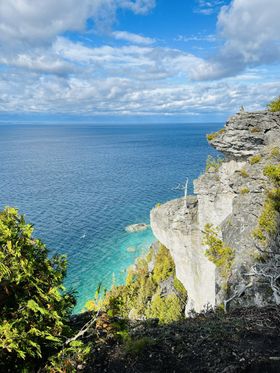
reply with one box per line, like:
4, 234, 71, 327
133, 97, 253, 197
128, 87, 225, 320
192, 0, 280, 80
0, 0, 155, 44
195, 0, 227, 15
112, 31, 155, 45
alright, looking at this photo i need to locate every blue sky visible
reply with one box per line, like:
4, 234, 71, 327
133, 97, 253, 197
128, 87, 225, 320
0, 0, 280, 123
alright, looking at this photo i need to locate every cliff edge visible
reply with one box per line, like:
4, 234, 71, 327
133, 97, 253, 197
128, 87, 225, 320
151, 110, 280, 314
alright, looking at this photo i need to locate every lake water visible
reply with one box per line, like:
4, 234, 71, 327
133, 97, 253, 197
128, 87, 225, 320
0, 122, 220, 312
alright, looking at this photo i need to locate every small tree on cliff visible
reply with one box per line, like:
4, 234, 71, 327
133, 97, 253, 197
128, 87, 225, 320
0, 207, 75, 369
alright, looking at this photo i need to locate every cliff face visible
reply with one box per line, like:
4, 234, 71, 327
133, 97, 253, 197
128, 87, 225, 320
151, 110, 280, 314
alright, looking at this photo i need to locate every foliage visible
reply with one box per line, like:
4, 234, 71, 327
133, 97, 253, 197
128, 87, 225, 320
203, 224, 235, 279
44, 340, 91, 372
124, 337, 155, 356
253, 164, 280, 245
264, 164, 280, 185
250, 127, 261, 133
249, 154, 262, 165
270, 147, 280, 159
206, 128, 225, 141
240, 168, 249, 178
0, 207, 75, 369
90, 244, 187, 324
205, 155, 223, 172
267, 96, 280, 112
240, 187, 250, 194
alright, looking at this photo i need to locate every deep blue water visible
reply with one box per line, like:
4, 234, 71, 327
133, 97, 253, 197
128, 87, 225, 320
0, 122, 220, 312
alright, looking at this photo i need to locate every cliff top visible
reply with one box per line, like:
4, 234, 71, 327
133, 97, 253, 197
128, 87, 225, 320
208, 110, 280, 159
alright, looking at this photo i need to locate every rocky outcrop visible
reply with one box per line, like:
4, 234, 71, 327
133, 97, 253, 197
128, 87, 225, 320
209, 111, 280, 159
151, 110, 280, 314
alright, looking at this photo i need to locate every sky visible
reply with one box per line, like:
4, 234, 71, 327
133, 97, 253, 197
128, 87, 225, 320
0, 0, 280, 123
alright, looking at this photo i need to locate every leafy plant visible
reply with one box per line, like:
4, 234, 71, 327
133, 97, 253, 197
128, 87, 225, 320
203, 224, 235, 279
240, 168, 249, 178
205, 155, 223, 172
240, 187, 250, 194
0, 207, 75, 369
206, 128, 225, 141
267, 96, 280, 112
249, 154, 262, 165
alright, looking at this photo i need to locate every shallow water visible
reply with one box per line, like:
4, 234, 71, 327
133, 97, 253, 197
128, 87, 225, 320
0, 122, 220, 312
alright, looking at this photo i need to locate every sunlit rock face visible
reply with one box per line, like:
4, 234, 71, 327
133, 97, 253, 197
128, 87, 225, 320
151, 110, 280, 315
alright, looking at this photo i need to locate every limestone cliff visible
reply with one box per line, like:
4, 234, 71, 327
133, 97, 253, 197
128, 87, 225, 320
151, 110, 280, 314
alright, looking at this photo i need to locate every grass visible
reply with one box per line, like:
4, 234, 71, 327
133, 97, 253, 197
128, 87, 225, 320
206, 128, 225, 141
249, 154, 262, 165
240, 187, 250, 194
206, 155, 223, 172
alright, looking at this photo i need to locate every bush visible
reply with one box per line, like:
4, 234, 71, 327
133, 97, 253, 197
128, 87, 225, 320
0, 207, 75, 369
240, 168, 249, 178
206, 155, 223, 172
267, 96, 280, 112
249, 154, 262, 165
94, 244, 187, 324
206, 128, 225, 141
240, 187, 250, 194
203, 224, 235, 279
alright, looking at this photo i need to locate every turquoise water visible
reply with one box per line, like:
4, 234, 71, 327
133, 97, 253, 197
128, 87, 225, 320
0, 122, 220, 312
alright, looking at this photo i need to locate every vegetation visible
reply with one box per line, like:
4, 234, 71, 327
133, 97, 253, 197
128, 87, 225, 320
205, 155, 223, 172
240, 167, 249, 178
86, 244, 187, 324
0, 207, 81, 371
203, 224, 235, 279
240, 187, 250, 194
249, 154, 262, 165
270, 147, 280, 159
267, 96, 280, 112
250, 127, 262, 133
206, 128, 225, 141
253, 164, 280, 245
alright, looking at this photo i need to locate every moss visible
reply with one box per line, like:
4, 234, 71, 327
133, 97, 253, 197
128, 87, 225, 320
206, 128, 225, 141
240, 187, 250, 194
249, 154, 262, 165
240, 168, 249, 177
205, 155, 223, 172
203, 224, 235, 279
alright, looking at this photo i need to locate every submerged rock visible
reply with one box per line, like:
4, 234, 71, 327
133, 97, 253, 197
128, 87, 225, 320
125, 223, 149, 233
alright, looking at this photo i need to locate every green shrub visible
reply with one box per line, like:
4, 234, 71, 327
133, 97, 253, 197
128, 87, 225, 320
270, 147, 280, 159
253, 163, 280, 245
94, 244, 187, 324
0, 207, 75, 369
207, 128, 225, 141
267, 96, 280, 112
249, 154, 262, 165
124, 337, 155, 355
240, 187, 250, 194
206, 155, 223, 172
264, 164, 280, 185
240, 168, 249, 178
203, 224, 235, 279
